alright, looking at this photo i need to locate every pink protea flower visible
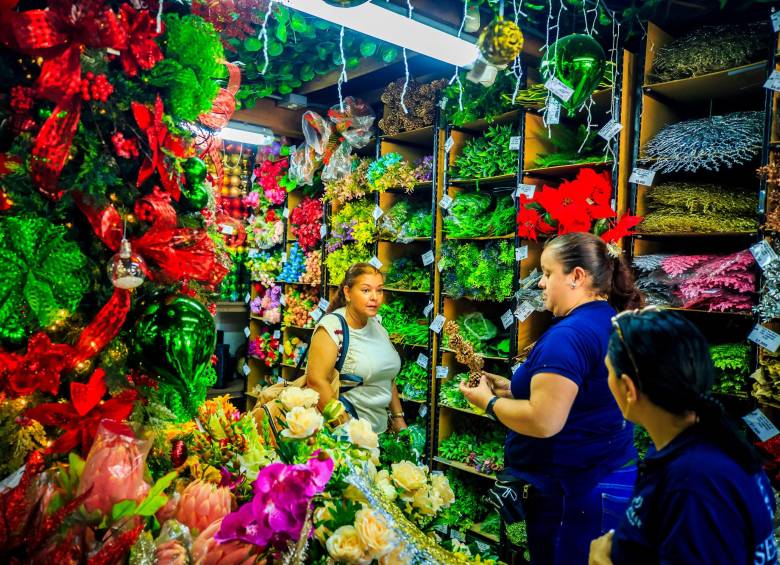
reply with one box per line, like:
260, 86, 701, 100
156, 539, 188, 565
175, 480, 234, 535
192, 519, 263, 565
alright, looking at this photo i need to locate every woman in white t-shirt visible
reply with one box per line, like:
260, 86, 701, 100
307, 263, 405, 433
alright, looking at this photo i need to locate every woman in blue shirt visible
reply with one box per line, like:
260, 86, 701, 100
589, 309, 777, 565
461, 232, 642, 565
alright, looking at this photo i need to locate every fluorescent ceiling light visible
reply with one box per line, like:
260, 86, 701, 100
218, 122, 274, 145
279, 0, 480, 68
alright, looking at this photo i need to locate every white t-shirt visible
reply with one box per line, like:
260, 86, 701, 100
314, 308, 401, 433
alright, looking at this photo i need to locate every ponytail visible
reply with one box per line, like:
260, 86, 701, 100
328, 263, 383, 313
610, 252, 644, 311
608, 309, 762, 472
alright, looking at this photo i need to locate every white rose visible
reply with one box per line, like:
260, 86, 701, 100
391, 461, 427, 500
375, 470, 397, 501
281, 406, 324, 439
326, 525, 368, 564
279, 387, 320, 411
412, 486, 442, 516
431, 474, 455, 508
344, 418, 379, 450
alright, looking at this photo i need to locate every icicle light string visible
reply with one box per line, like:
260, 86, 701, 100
447, 0, 469, 113
337, 25, 347, 111
155, 0, 163, 33
400, 0, 414, 115
258, 0, 275, 74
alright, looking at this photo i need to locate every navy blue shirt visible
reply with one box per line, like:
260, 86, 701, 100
612, 425, 777, 565
506, 300, 634, 494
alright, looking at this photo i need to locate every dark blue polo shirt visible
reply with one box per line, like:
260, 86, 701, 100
506, 300, 635, 494
611, 425, 777, 565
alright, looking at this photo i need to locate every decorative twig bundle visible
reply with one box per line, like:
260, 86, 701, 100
444, 321, 484, 387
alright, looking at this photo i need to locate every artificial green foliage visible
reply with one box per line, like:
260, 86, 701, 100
325, 245, 372, 284
378, 296, 429, 345
444, 194, 515, 238
378, 201, 432, 242
330, 200, 377, 248
639, 182, 758, 233
149, 14, 225, 121
440, 241, 514, 301
532, 124, 606, 168
438, 426, 504, 474
481, 511, 502, 537
451, 125, 517, 179
710, 343, 751, 394
437, 472, 492, 530
439, 373, 471, 410
506, 519, 529, 550
443, 69, 518, 127
634, 425, 652, 460
378, 420, 427, 466
385, 258, 430, 292
396, 359, 429, 401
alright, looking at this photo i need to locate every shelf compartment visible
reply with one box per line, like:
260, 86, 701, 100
380, 125, 435, 146
444, 234, 515, 241
523, 160, 613, 179
642, 61, 768, 103
215, 301, 247, 313
634, 231, 758, 239
440, 403, 492, 420
433, 456, 497, 480
449, 173, 518, 188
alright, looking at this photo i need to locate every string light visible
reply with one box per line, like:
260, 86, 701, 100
258, 1, 275, 74
337, 25, 348, 112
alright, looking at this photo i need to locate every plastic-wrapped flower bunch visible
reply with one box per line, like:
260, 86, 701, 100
378, 201, 432, 242
250, 283, 282, 324
633, 251, 756, 311
322, 158, 371, 203
278, 243, 306, 283
253, 142, 295, 205
283, 336, 308, 365
753, 349, 780, 405
300, 249, 322, 286
247, 207, 284, 250
283, 286, 319, 328
367, 152, 418, 193
248, 327, 281, 367
290, 196, 323, 252
247, 250, 282, 287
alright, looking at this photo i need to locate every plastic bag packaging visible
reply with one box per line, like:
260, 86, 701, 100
77, 420, 151, 515
155, 520, 192, 565
460, 312, 498, 343
329, 96, 375, 147
322, 141, 352, 181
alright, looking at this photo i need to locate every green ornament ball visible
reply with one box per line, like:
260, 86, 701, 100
323, 0, 371, 6
540, 33, 606, 115
182, 157, 208, 186
180, 181, 210, 211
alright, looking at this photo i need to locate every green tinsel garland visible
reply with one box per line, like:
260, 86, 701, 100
710, 343, 750, 395
0, 216, 90, 342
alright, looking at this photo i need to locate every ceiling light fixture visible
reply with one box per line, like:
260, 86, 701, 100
278, 0, 480, 68
218, 122, 275, 145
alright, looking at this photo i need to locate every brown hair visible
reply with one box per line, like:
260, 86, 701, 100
328, 263, 383, 312
544, 232, 643, 312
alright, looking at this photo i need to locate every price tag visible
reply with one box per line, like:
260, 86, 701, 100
749, 324, 780, 353
773, 10, 780, 32
248, 214, 256, 224
509, 136, 521, 151
318, 297, 330, 311
544, 77, 574, 102
419, 405, 428, 418
450, 529, 465, 542
743, 409, 780, 442
0, 465, 26, 492
475, 540, 491, 554
369, 256, 383, 269
434, 523, 449, 535
273, 329, 281, 339
422, 250, 435, 266
320, 224, 327, 238
310, 309, 323, 323
106, 47, 121, 56
438, 97, 448, 111
515, 245, 529, 262
282, 207, 289, 219
515, 301, 535, 322
598, 119, 623, 141
220, 224, 235, 235
629, 168, 656, 186
280, 293, 287, 306
515, 184, 536, 200
423, 302, 434, 317
439, 194, 453, 210
416, 353, 429, 369
278, 343, 285, 353
511, 362, 522, 374
281, 251, 287, 263
545, 98, 561, 125
444, 135, 455, 153
436, 365, 449, 379
750, 240, 778, 269
764, 70, 780, 92
244, 292, 251, 303
243, 327, 251, 338
242, 363, 251, 376
372, 205, 384, 221
430, 314, 446, 334
501, 309, 514, 329
437, 260, 445, 272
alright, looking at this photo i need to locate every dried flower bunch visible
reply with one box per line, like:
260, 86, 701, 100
758, 162, 780, 231
444, 320, 484, 387
379, 78, 447, 135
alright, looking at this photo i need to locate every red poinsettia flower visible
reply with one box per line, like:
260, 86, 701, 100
517, 206, 544, 241
0, 333, 74, 397
534, 183, 593, 233
600, 214, 643, 243
118, 5, 164, 77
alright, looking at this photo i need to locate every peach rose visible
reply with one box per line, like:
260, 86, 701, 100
279, 387, 319, 411
281, 406, 324, 439
354, 508, 396, 560
391, 461, 427, 500
326, 525, 367, 564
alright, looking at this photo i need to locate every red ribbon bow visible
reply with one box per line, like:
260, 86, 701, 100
9, 0, 127, 196
198, 62, 241, 188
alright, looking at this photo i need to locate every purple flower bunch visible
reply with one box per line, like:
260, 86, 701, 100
216, 453, 334, 549
325, 220, 357, 253
413, 155, 434, 182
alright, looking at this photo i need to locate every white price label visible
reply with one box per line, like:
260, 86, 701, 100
501, 309, 515, 329
280, 293, 287, 306
515, 245, 529, 262
243, 327, 251, 338
423, 302, 434, 317
436, 365, 449, 379
450, 529, 465, 542
369, 256, 383, 269
422, 250, 435, 266
444, 135, 455, 153
419, 405, 428, 418
509, 136, 521, 151
310, 309, 323, 323
511, 362, 522, 374
515, 301, 535, 322
545, 98, 561, 125
242, 363, 251, 376
434, 523, 449, 535
281, 251, 287, 263
416, 353, 429, 369
438, 97, 448, 111
248, 214, 256, 224
106, 47, 121, 56
475, 541, 491, 554
279, 343, 285, 353
318, 297, 330, 311
220, 224, 235, 235
629, 168, 656, 186
244, 292, 251, 303
772, 10, 780, 32
764, 70, 780, 92
749, 324, 780, 353
372, 205, 384, 221
515, 184, 536, 200
248, 248, 260, 258
544, 77, 574, 102
437, 260, 445, 272
750, 240, 778, 270
743, 409, 780, 442
430, 314, 446, 334
439, 194, 453, 210
320, 224, 327, 238
273, 329, 281, 339
598, 119, 623, 141
282, 207, 289, 219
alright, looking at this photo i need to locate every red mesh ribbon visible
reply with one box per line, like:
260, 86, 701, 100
0, 450, 46, 550
75, 189, 228, 287
8, 0, 127, 196
199, 62, 240, 130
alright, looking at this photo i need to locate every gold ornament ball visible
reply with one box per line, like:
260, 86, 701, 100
227, 153, 241, 166
478, 17, 524, 66
230, 175, 242, 187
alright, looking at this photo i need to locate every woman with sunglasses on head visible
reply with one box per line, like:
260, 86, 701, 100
460, 232, 642, 565
589, 309, 777, 565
